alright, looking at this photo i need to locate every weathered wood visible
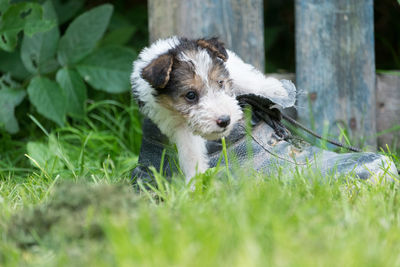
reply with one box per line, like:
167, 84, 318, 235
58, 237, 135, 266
376, 73, 400, 149
148, 0, 265, 70
295, 0, 377, 148
273, 72, 400, 148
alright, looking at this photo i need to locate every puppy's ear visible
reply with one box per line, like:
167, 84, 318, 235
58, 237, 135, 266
197, 37, 228, 62
141, 53, 174, 89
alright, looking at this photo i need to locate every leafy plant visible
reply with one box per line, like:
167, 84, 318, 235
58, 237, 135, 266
0, 0, 136, 133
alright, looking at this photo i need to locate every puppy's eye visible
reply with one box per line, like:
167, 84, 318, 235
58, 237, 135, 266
185, 91, 198, 102
218, 80, 224, 87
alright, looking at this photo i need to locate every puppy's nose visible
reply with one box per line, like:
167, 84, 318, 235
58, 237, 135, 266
216, 115, 231, 128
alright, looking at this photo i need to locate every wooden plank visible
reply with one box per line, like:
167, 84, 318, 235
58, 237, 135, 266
270, 72, 400, 148
376, 73, 400, 149
148, 0, 265, 70
272, 72, 400, 149
295, 0, 377, 148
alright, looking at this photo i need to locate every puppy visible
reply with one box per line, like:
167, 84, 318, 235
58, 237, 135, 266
131, 37, 289, 183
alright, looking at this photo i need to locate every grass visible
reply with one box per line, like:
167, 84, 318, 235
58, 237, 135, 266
1, 99, 400, 266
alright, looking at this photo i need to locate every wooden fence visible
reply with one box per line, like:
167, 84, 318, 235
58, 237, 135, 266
147, 0, 400, 150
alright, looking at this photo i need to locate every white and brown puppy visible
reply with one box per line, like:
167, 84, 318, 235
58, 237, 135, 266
131, 37, 289, 183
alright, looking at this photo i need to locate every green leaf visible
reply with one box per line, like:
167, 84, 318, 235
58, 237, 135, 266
0, 50, 30, 79
76, 46, 135, 93
101, 12, 136, 46
376, 70, 400, 76
53, 0, 84, 25
0, 3, 42, 33
56, 68, 87, 116
0, 73, 21, 90
57, 4, 113, 66
26, 141, 51, 168
21, 0, 59, 74
0, 31, 17, 52
23, 18, 55, 37
0, 2, 56, 51
27, 76, 66, 126
101, 26, 136, 46
27, 140, 64, 170
0, 87, 26, 134
0, 0, 10, 15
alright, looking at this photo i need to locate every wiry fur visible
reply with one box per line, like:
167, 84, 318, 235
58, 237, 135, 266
131, 37, 287, 183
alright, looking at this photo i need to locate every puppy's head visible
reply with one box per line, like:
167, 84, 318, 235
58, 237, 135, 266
141, 38, 242, 140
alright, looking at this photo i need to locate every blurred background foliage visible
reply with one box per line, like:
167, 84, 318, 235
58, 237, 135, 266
375, 0, 400, 70
0, 0, 149, 138
264, 0, 400, 72
0, 0, 399, 166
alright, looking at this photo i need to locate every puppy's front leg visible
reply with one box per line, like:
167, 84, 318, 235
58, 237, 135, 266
172, 127, 209, 184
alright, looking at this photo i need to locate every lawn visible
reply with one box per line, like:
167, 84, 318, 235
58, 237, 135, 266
1, 99, 400, 267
